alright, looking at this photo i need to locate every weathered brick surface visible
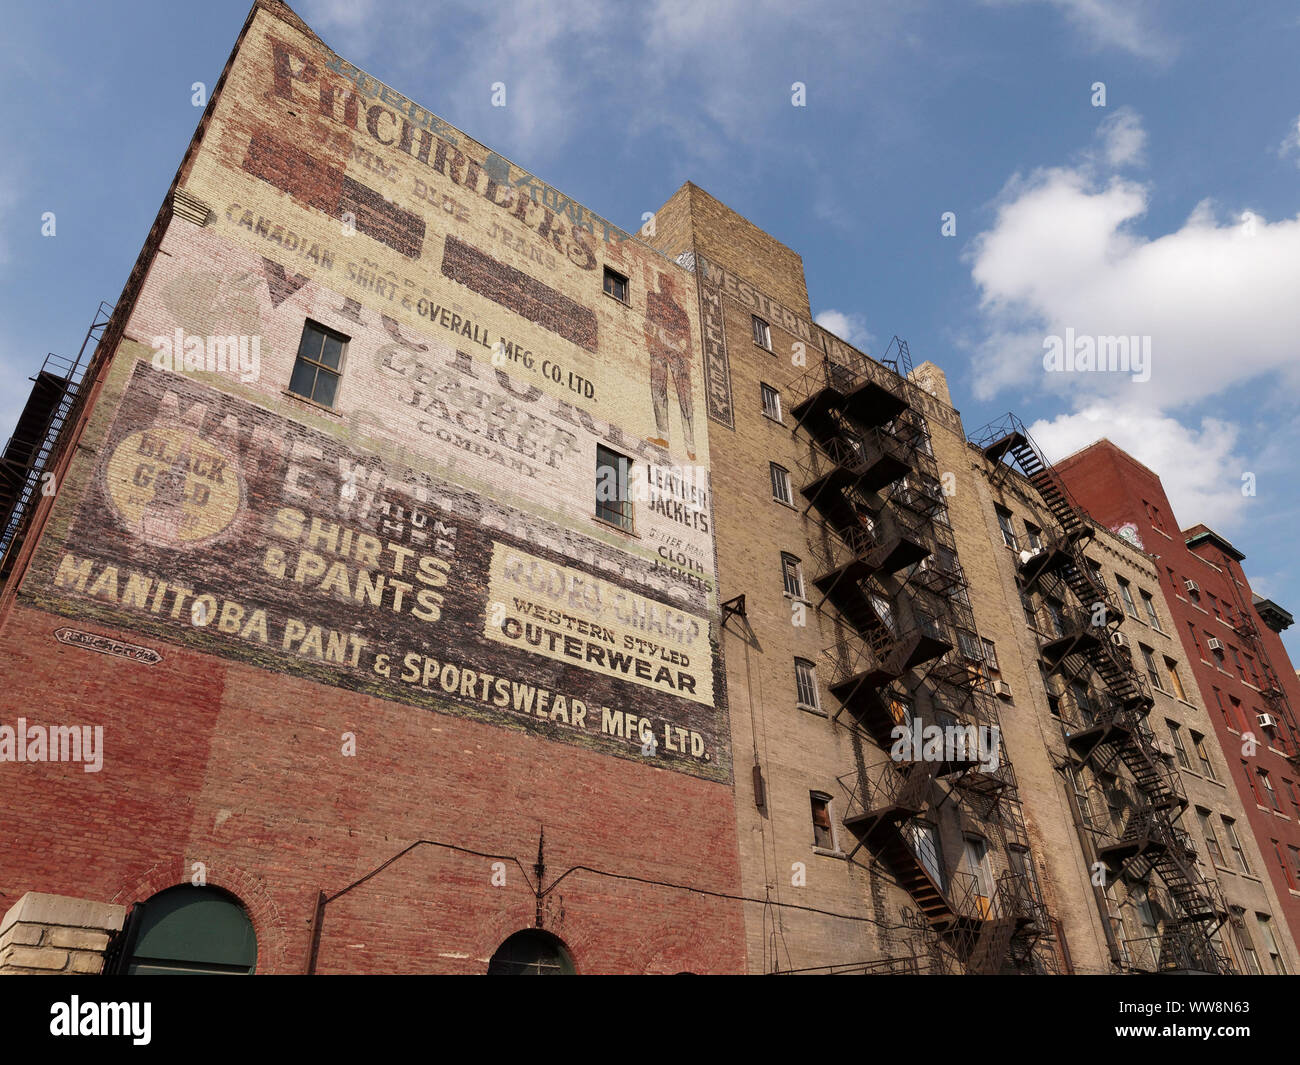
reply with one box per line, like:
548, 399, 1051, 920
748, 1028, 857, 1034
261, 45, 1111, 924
0, 0, 745, 976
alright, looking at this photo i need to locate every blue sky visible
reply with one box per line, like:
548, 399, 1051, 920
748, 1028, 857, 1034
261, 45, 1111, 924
2, 0, 1299, 658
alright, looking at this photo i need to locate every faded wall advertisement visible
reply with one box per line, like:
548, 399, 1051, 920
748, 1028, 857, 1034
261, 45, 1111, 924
20, 8, 731, 780
28, 362, 727, 780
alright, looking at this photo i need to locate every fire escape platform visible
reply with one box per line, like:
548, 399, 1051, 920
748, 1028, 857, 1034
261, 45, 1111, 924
981, 431, 1028, 466
841, 379, 910, 427
1039, 628, 1102, 664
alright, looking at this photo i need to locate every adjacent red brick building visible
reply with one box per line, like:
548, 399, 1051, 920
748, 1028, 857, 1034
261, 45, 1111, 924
1056, 439, 1300, 958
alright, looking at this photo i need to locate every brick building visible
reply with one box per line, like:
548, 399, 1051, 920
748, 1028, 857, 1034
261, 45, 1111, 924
2, 0, 1295, 978
0, 0, 744, 975
1051, 439, 1300, 968
968, 424, 1297, 974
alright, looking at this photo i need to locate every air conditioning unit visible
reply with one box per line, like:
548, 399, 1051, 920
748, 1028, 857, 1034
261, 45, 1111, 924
1206, 637, 1223, 652
1019, 548, 1043, 565
1155, 738, 1176, 758
1258, 713, 1278, 730
1184, 580, 1200, 594
1111, 632, 1129, 648
993, 680, 1013, 699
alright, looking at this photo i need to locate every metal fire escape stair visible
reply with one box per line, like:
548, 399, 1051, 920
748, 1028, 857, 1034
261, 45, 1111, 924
791, 372, 1056, 974
974, 413, 1230, 972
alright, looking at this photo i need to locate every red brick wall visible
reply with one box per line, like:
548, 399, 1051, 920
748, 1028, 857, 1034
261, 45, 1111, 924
0, 602, 744, 974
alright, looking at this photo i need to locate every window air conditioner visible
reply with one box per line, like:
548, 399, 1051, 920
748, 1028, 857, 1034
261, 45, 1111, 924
1111, 632, 1129, 648
1184, 580, 1200, 594
993, 680, 1013, 699
1206, 637, 1222, 652
1155, 738, 1175, 758
1258, 713, 1278, 730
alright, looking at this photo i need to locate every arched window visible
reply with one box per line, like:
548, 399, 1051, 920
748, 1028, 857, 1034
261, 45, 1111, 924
487, 930, 575, 975
115, 885, 257, 975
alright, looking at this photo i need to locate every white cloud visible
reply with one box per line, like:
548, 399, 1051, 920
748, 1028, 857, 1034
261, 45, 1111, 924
964, 109, 1300, 534
1029, 404, 1248, 530
965, 155, 1300, 409
985, 0, 1176, 61
1276, 113, 1300, 167
302, 0, 911, 165
1095, 106, 1146, 168
815, 309, 873, 352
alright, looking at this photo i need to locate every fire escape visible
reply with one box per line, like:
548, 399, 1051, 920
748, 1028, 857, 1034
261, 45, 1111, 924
972, 413, 1233, 975
0, 301, 112, 581
790, 350, 1056, 974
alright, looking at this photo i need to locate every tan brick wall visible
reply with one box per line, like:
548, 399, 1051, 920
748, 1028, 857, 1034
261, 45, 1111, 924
0, 892, 124, 975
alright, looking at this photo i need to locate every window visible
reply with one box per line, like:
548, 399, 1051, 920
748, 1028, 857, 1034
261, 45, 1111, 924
1187, 622, 1204, 658
1256, 915, 1287, 974
1245, 761, 1264, 805
1229, 909, 1261, 975
1244, 654, 1262, 688
1191, 731, 1217, 781
957, 628, 983, 661
113, 886, 257, 975
995, 507, 1018, 550
760, 383, 782, 422
1288, 846, 1300, 889
1167, 721, 1192, 770
1045, 599, 1066, 639
905, 821, 945, 889
488, 929, 576, 975
794, 658, 820, 710
1208, 593, 1222, 620
870, 593, 896, 634
595, 445, 633, 530
1285, 778, 1300, 820
1277, 841, 1298, 891
1197, 808, 1225, 867
1164, 657, 1187, 701
781, 553, 805, 599
1230, 646, 1247, 682
1259, 769, 1281, 811
1116, 577, 1139, 619
751, 315, 771, 350
1020, 590, 1039, 629
288, 320, 347, 408
980, 638, 999, 673
1228, 694, 1246, 732
810, 792, 835, 850
1024, 523, 1044, 551
1145, 500, 1168, 534
602, 265, 628, 303
1071, 681, 1095, 725
962, 836, 995, 915
1139, 645, 1163, 691
770, 463, 792, 505
1221, 816, 1250, 873
1140, 591, 1162, 631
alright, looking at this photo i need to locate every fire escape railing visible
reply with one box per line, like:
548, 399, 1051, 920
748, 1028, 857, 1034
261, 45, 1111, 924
973, 412, 1233, 975
789, 360, 1058, 974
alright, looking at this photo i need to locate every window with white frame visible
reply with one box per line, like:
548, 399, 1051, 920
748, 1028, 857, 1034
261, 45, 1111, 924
760, 382, 782, 422
794, 658, 820, 710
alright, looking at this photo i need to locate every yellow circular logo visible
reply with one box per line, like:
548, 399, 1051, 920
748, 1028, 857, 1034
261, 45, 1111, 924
105, 426, 242, 547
